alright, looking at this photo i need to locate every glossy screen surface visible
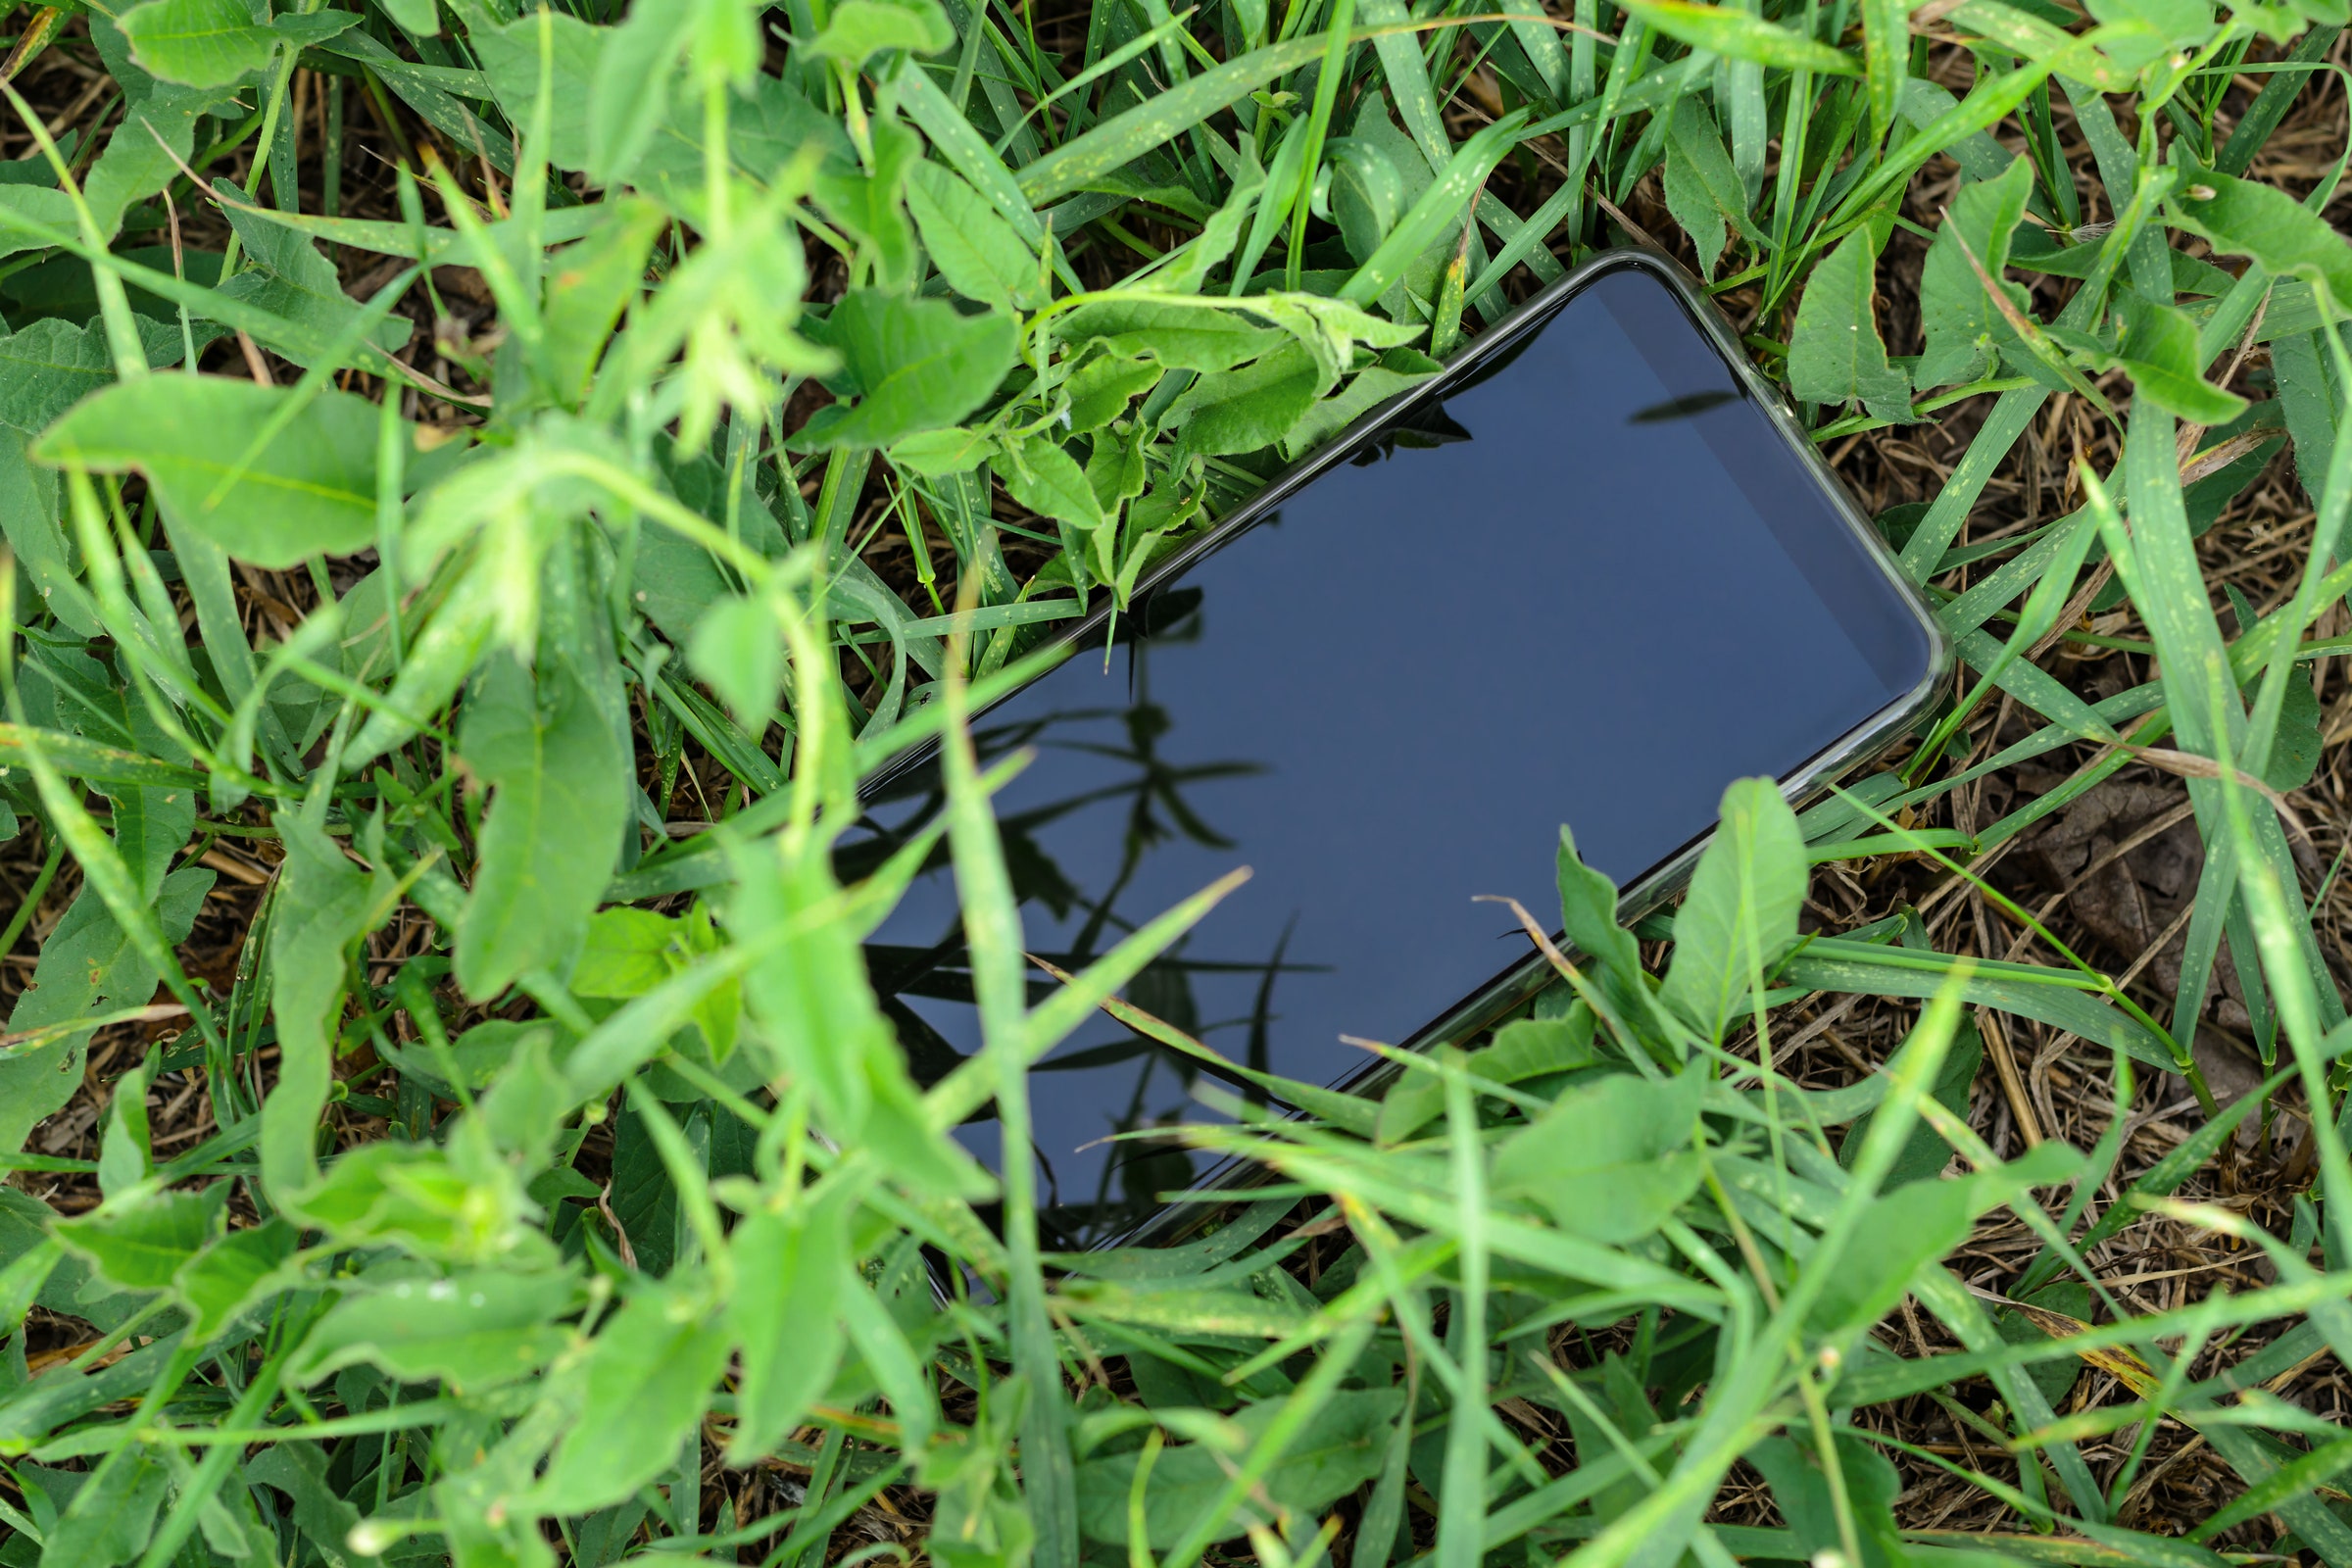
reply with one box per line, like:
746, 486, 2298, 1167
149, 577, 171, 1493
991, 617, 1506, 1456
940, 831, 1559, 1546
855, 263, 1935, 1246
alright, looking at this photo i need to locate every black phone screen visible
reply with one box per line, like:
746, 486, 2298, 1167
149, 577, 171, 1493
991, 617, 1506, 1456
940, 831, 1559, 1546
858, 260, 1937, 1246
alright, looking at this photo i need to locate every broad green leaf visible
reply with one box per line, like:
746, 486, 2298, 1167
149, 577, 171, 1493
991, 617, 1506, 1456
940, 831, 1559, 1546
375, 0, 438, 31
1065, 354, 1163, 434
2114, 293, 2248, 425
33, 377, 381, 567
805, 0, 955, 66
1788, 224, 1912, 421
118, 0, 278, 86
0, 1231, 60, 1336
1073, 1388, 1405, 1545
0, 423, 104, 629
1807, 1144, 2077, 1332
1838, 1014, 1984, 1188
1326, 136, 1406, 267
81, 20, 242, 239
0, 316, 197, 434
725, 1193, 851, 1461
55, 1188, 222, 1294
906, 162, 1045, 312
288, 1268, 581, 1389
632, 71, 858, 210
455, 648, 633, 1001
37, 1446, 171, 1568
172, 1218, 298, 1340
2083, 0, 2218, 72
2263, 662, 2323, 791
1058, 299, 1288, 371
262, 813, 385, 1204
585, 0, 692, 185
474, 5, 608, 173
1491, 1069, 1705, 1242
244, 1446, 363, 1568
96, 1050, 154, 1200
212, 200, 415, 365
1661, 778, 1807, 1042
1749, 1432, 1906, 1568
1376, 1008, 1604, 1145
725, 830, 985, 1197
1661, 99, 1758, 279
888, 424, 997, 475
2172, 171, 2352, 308
520, 1281, 733, 1513
1086, 421, 1148, 522
1916, 155, 2036, 389
0, 186, 78, 264
1280, 347, 1439, 459
797, 290, 1020, 450
1162, 340, 1321, 455
297, 1136, 551, 1266
543, 199, 667, 407
1003, 435, 1108, 531
689, 596, 786, 732
1556, 823, 1650, 1033
810, 115, 924, 293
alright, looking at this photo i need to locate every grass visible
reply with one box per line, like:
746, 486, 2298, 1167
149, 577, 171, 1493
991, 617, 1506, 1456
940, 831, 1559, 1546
0, 0, 2348, 1563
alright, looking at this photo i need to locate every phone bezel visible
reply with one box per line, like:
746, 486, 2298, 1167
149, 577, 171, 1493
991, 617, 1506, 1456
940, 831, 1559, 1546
878, 246, 1952, 1250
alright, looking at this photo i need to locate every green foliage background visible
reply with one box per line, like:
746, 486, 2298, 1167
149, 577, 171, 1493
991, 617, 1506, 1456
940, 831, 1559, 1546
0, 0, 2349, 1561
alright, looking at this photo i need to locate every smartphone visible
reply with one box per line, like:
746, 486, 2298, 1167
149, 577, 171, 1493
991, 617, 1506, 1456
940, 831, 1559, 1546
856, 250, 1947, 1250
